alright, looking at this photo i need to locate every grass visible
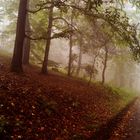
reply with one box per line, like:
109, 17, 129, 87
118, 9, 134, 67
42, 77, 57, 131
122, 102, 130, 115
104, 85, 138, 114
107, 85, 138, 103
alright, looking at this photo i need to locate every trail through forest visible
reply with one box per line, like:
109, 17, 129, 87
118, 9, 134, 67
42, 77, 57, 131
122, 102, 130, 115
109, 98, 140, 140
124, 99, 140, 140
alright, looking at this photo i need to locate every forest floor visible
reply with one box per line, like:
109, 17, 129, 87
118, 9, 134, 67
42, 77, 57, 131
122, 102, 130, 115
0, 50, 138, 140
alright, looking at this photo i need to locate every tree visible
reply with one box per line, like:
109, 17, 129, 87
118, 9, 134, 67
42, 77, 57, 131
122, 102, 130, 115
88, 48, 100, 85
68, 9, 74, 76
28, 0, 75, 74
76, 34, 83, 76
2, 0, 139, 78
41, 0, 54, 74
102, 45, 108, 84
11, 0, 28, 73
22, 0, 31, 65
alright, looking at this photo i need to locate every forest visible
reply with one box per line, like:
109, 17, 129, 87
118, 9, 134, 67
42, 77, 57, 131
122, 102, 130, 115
0, 0, 140, 140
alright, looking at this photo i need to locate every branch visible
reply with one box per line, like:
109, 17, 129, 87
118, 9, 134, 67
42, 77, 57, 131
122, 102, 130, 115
51, 29, 73, 39
25, 30, 71, 41
53, 17, 82, 34
27, 2, 51, 14
25, 34, 47, 40
53, 17, 70, 26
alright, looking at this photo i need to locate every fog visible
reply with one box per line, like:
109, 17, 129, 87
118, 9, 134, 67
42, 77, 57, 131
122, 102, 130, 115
49, 39, 140, 92
0, 0, 140, 93
1, 28, 140, 93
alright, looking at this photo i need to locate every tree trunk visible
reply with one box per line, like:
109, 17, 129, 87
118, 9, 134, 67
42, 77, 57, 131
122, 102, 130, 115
88, 57, 96, 85
68, 11, 74, 76
22, 0, 31, 65
11, 0, 27, 73
68, 34, 73, 76
76, 37, 82, 76
119, 65, 125, 87
88, 50, 100, 85
102, 45, 108, 84
41, 3, 53, 74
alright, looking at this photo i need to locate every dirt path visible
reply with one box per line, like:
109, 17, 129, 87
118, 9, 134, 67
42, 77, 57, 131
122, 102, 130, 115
89, 98, 136, 140
109, 98, 140, 140
123, 99, 140, 140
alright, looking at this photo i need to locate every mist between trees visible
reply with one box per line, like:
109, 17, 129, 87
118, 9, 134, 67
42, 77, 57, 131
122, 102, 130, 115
0, 0, 140, 91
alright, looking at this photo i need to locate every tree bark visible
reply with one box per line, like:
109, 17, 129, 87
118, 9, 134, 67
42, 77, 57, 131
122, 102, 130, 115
88, 48, 101, 85
88, 54, 97, 85
11, 0, 27, 73
68, 11, 74, 76
22, 0, 31, 65
102, 45, 108, 84
76, 37, 82, 76
68, 34, 73, 76
41, 3, 53, 74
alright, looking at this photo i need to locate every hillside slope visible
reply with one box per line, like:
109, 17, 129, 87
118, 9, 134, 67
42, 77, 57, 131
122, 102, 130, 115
0, 53, 137, 140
